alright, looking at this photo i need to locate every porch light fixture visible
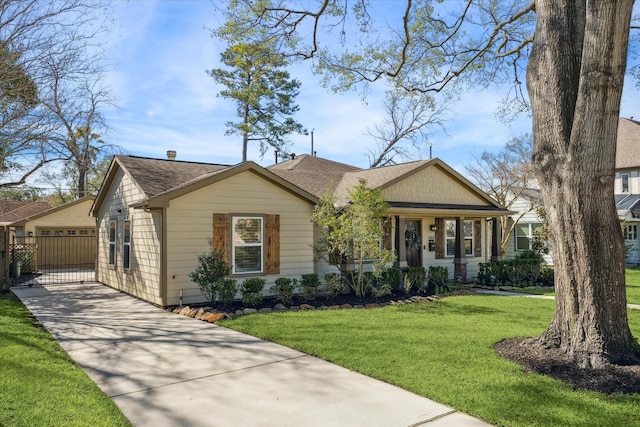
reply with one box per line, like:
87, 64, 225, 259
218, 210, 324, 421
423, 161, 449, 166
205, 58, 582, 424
430, 224, 437, 232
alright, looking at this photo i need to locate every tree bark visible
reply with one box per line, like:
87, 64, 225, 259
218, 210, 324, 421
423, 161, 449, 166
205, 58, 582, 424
527, 0, 636, 368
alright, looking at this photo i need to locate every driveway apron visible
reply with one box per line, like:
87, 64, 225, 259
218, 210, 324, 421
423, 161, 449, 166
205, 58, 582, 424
12, 282, 490, 427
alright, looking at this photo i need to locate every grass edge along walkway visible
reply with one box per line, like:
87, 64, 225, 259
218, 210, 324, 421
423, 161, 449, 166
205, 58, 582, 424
0, 291, 131, 427
221, 294, 640, 427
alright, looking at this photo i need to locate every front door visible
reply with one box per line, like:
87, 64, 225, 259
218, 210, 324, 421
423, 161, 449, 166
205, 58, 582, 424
405, 220, 422, 267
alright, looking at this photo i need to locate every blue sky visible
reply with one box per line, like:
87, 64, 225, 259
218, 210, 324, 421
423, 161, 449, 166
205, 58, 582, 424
101, 1, 640, 173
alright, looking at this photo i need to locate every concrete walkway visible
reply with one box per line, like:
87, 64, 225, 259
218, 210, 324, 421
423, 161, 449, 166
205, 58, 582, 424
12, 282, 490, 427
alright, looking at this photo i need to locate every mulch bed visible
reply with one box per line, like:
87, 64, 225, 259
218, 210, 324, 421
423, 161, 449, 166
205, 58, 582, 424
495, 337, 640, 395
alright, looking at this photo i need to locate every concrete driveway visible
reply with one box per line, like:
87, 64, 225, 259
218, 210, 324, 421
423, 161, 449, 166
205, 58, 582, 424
12, 282, 490, 427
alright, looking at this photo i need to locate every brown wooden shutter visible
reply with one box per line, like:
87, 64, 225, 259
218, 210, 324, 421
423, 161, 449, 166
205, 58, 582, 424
435, 217, 445, 259
265, 214, 280, 274
213, 214, 231, 266
474, 219, 482, 257
383, 217, 392, 250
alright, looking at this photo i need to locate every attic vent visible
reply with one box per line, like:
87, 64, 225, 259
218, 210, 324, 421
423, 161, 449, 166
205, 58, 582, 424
167, 150, 177, 160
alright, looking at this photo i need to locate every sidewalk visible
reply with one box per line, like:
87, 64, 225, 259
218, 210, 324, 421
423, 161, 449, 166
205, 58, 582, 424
12, 282, 490, 427
474, 288, 640, 310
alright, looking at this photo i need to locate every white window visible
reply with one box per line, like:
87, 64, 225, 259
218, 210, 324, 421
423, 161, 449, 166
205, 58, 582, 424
624, 224, 637, 240
445, 220, 473, 257
515, 223, 543, 251
232, 216, 263, 274
108, 221, 116, 266
622, 173, 630, 193
123, 220, 131, 270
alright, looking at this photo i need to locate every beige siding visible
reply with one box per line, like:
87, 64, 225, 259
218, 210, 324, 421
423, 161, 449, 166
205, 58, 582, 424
382, 166, 490, 206
23, 199, 95, 235
95, 169, 162, 305
165, 171, 314, 306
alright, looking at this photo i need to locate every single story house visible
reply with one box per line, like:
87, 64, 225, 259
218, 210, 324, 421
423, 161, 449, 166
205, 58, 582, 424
91, 153, 509, 306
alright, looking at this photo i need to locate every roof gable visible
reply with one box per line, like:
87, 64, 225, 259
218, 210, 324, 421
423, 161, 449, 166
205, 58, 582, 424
333, 158, 505, 210
9, 196, 95, 226
615, 118, 640, 170
92, 155, 318, 214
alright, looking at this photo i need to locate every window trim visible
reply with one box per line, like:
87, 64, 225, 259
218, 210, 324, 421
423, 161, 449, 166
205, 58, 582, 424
622, 173, 630, 193
231, 215, 264, 275
123, 219, 131, 270
444, 220, 473, 258
108, 220, 117, 267
515, 222, 543, 251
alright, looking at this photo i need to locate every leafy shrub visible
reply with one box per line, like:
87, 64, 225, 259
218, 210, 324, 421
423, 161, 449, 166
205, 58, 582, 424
217, 278, 238, 306
382, 267, 402, 291
240, 277, 265, 307
401, 267, 426, 294
476, 257, 553, 288
300, 273, 320, 301
188, 242, 231, 304
515, 249, 545, 265
324, 273, 345, 300
272, 277, 297, 305
427, 266, 449, 294
371, 280, 392, 298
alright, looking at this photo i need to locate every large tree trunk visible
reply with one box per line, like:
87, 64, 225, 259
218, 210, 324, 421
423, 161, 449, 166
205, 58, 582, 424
527, 0, 636, 368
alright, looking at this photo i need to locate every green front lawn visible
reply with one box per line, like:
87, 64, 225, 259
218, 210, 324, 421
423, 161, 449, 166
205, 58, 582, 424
626, 267, 640, 305
0, 292, 131, 427
222, 295, 640, 427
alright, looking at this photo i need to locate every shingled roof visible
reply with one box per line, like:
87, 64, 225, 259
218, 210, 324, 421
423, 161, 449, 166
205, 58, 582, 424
115, 156, 232, 198
268, 154, 361, 197
0, 201, 52, 225
615, 118, 640, 170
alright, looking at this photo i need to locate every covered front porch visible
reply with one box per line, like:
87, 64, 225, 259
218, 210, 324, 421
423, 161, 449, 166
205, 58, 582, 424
387, 204, 506, 282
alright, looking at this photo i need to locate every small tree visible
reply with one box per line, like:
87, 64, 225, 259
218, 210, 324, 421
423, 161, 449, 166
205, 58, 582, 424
188, 241, 231, 305
313, 179, 395, 297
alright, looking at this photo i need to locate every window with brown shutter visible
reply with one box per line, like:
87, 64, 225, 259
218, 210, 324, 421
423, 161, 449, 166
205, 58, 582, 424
213, 213, 280, 275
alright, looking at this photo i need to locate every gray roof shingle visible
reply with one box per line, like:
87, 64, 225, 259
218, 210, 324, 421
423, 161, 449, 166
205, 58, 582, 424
615, 118, 640, 170
116, 156, 232, 198
268, 154, 360, 197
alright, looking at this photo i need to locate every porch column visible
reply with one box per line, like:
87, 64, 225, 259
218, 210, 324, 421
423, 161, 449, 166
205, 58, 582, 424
491, 217, 502, 261
454, 217, 467, 282
396, 215, 408, 268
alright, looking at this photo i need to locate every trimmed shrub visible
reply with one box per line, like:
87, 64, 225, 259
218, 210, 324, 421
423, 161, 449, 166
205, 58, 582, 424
427, 266, 449, 294
324, 273, 345, 300
217, 278, 238, 306
272, 277, 297, 305
188, 243, 231, 304
240, 277, 265, 307
382, 267, 403, 291
300, 273, 320, 301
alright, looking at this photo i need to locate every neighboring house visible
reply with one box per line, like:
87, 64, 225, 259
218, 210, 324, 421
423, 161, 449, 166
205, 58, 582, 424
614, 117, 640, 264
91, 153, 509, 307
1, 197, 96, 282
0, 201, 52, 230
6, 197, 96, 275
506, 117, 640, 265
